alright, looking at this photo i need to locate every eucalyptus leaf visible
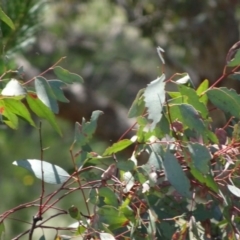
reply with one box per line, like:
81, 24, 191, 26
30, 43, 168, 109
0, 7, 15, 29
1, 79, 26, 97
54, 66, 84, 83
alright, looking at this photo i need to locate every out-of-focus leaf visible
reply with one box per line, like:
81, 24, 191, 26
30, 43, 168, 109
26, 92, 61, 135
39, 235, 46, 240
54, 66, 84, 83
163, 149, 191, 198
99, 233, 116, 240
0, 7, 15, 29
144, 75, 166, 130
35, 77, 59, 113
187, 143, 211, 174
117, 160, 135, 172
4, 99, 35, 126
103, 139, 134, 156
196, 79, 209, 105
207, 87, 240, 118
98, 205, 128, 230
123, 171, 134, 193
228, 185, 240, 197
99, 187, 118, 207
0, 222, 5, 240
128, 88, 145, 118
13, 159, 70, 184
1, 79, 26, 98
74, 110, 103, 146
227, 49, 240, 67
0, 100, 18, 129
48, 80, 69, 103
174, 73, 191, 85
178, 84, 208, 118
68, 205, 81, 220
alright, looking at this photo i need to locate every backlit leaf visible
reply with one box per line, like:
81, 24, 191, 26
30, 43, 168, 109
144, 75, 166, 130
103, 139, 133, 156
26, 92, 61, 135
54, 66, 83, 83
0, 7, 15, 29
13, 159, 70, 184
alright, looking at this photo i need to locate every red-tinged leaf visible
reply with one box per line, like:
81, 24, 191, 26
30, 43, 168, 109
26, 92, 61, 135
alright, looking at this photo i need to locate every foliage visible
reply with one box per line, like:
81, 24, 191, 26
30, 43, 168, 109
3, 5, 240, 240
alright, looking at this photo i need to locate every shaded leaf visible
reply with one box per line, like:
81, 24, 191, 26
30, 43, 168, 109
117, 160, 135, 172
0, 222, 5, 240
26, 92, 61, 135
48, 80, 69, 103
0, 7, 15, 29
39, 235, 46, 240
35, 77, 59, 113
144, 75, 166, 130
13, 159, 70, 184
187, 143, 211, 174
103, 139, 133, 156
54, 66, 83, 83
227, 49, 240, 67
74, 110, 103, 146
207, 87, 240, 118
163, 149, 191, 198
128, 88, 145, 118
68, 205, 81, 220
228, 185, 240, 197
1, 79, 26, 97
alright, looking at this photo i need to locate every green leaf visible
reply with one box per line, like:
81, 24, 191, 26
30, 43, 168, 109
128, 88, 145, 118
103, 139, 134, 156
26, 92, 61, 135
0, 100, 18, 129
190, 168, 218, 193
99, 187, 118, 207
0, 222, 5, 240
99, 233, 115, 240
163, 149, 191, 198
144, 74, 166, 130
178, 84, 208, 118
196, 79, 209, 105
1, 79, 26, 98
117, 160, 135, 172
39, 235, 46, 240
48, 80, 69, 103
227, 49, 240, 67
169, 104, 206, 132
0, 7, 15, 30
207, 87, 240, 118
35, 77, 59, 114
228, 185, 240, 197
187, 143, 211, 174
54, 66, 84, 83
68, 205, 81, 220
13, 159, 70, 184
74, 110, 103, 146
142, 150, 163, 174
3, 99, 35, 126
98, 205, 128, 230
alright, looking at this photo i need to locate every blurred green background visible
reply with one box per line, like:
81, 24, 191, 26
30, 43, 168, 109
1, 0, 240, 238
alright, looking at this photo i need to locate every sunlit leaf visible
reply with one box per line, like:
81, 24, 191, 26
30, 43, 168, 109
3, 99, 35, 126
144, 75, 166, 130
0, 7, 15, 29
1, 79, 26, 97
35, 77, 59, 113
207, 87, 240, 118
228, 185, 240, 197
0, 100, 18, 129
13, 159, 70, 184
54, 66, 84, 83
196, 79, 209, 105
163, 149, 191, 198
103, 139, 133, 156
26, 92, 61, 135
99, 232, 116, 240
